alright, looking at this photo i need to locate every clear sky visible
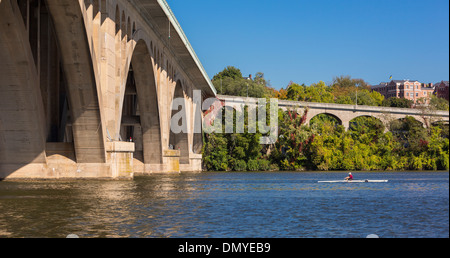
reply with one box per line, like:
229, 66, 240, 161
166, 0, 449, 89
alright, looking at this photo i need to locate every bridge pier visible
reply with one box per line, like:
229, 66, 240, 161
106, 141, 135, 179
0, 0, 216, 180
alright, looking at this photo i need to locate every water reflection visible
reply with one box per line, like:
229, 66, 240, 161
0, 172, 448, 238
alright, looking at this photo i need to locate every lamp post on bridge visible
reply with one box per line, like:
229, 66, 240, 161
246, 82, 249, 98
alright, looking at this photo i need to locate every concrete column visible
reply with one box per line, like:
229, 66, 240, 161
342, 120, 350, 131
106, 141, 135, 179
100, 1, 116, 142
0, 0, 47, 169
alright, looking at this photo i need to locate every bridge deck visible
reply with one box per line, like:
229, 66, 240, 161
133, 0, 216, 96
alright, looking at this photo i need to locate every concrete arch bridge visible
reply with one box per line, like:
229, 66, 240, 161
217, 95, 449, 131
0, 0, 215, 180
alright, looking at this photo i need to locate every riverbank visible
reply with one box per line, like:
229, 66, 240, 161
203, 111, 449, 172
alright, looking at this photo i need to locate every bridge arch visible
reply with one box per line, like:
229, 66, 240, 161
432, 120, 450, 126
309, 113, 343, 128
0, 0, 48, 172
122, 39, 163, 165
170, 80, 190, 164
46, 0, 106, 163
389, 116, 424, 133
348, 115, 385, 134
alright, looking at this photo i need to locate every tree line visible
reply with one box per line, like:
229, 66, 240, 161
202, 66, 449, 172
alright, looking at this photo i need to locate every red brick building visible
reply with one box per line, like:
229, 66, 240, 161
372, 80, 434, 104
434, 81, 449, 101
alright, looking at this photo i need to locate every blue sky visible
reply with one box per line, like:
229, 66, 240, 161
166, 0, 449, 89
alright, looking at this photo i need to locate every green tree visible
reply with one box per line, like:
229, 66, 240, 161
271, 108, 316, 170
306, 81, 334, 103
335, 95, 354, 105
382, 97, 413, 108
390, 116, 428, 156
429, 95, 449, 111
349, 116, 385, 143
370, 91, 385, 106
212, 66, 272, 98
309, 122, 345, 171
202, 105, 264, 171
212, 66, 243, 81
310, 114, 341, 130
286, 81, 334, 103
286, 83, 307, 101
203, 133, 229, 171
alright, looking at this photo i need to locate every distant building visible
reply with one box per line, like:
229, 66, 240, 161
372, 80, 434, 104
371, 82, 389, 97
243, 74, 253, 80
421, 83, 436, 105
434, 81, 449, 101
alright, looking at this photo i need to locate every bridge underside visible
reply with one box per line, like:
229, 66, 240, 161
0, 0, 212, 180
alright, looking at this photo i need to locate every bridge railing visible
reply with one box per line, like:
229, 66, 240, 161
217, 95, 449, 119
157, 0, 217, 95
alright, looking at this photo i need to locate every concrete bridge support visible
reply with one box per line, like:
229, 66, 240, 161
0, 0, 215, 180
0, 0, 48, 178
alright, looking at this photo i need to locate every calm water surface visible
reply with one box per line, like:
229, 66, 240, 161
0, 172, 448, 238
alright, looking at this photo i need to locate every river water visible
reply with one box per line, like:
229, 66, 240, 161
0, 171, 448, 238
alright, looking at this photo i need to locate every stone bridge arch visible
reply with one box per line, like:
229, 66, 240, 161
0, 0, 48, 178
169, 80, 190, 165
120, 39, 163, 173
1, 0, 217, 179
46, 0, 106, 163
0, 0, 108, 178
308, 113, 343, 127
348, 115, 385, 132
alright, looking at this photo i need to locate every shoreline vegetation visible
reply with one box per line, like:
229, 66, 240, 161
202, 66, 450, 172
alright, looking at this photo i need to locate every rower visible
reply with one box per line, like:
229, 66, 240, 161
345, 172, 354, 181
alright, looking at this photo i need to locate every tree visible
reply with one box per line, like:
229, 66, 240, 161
270, 108, 316, 170
202, 106, 264, 171
382, 97, 413, 108
349, 116, 385, 144
310, 114, 341, 130
389, 116, 428, 156
331, 75, 370, 98
331, 76, 375, 105
429, 95, 449, 111
203, 133, 229, 171
285, 81, 334, 103
270, 87, 288, 99
370, 91, 385, 106
212, 66, 271, 98
212, 66, 243, 81
307, 81, 334, 103
335, 95, 354, 105
309, 121, 345, 171
332, 75, 356, 90
286, 83, 307, 101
